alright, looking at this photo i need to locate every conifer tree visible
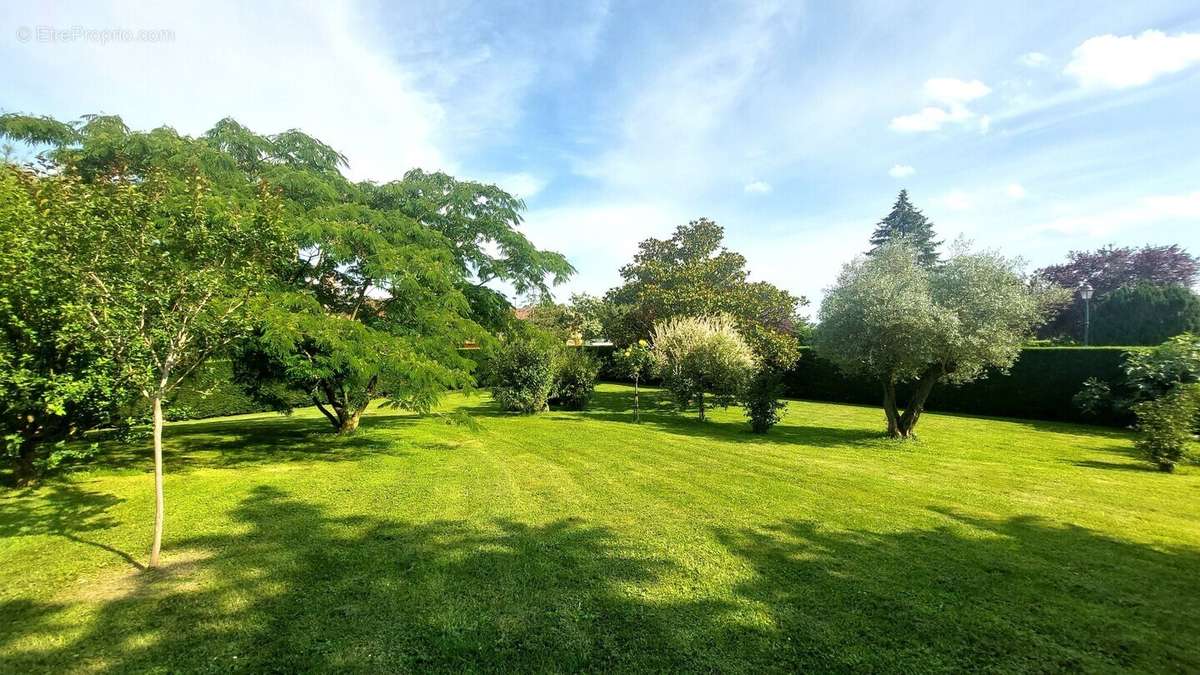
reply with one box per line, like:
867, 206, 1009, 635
868, 190, 941, 267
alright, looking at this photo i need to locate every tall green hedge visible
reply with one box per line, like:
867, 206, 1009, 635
783, 346, 1134, 425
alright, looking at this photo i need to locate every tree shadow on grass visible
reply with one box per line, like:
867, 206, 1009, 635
4, 487, 1198, 671
464, 388, 884, 449
1, 486, 680, 672
0, 483, 141, 569
700, 510, 1200, 672
1070, 459, 1161, 473
88, 413, 407, 476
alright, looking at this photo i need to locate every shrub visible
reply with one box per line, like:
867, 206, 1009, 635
490, 337, 557, 414
652, 315, 755, 421
1133, 385, 1200, 472
551, 349, 598, 410
1072, 333, 1200, 425
745, 368, 787, 433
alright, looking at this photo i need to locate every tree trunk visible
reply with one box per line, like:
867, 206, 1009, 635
698, 391, 706, 422
11, 437, 37, 486
882, 380, 901, 438
338, 406, 365, 434
149, 393, 165, 567
896, 367, 941, 438
633, 377, 641, 424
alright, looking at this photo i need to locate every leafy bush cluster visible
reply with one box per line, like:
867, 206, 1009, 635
1133, 384, 1200, 472
744, 369, 787, 434
489, 335, 599, 414
550, 349, 599, 411
490, 338, 557, 414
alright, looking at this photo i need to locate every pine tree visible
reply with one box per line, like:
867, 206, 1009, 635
868, 190, 941, 267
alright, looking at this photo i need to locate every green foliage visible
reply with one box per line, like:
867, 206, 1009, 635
1074, 334, 1200, 424
489, 336, 558, 414
867, 190, 941, 267
652, 315, 756, 420
1122, 333, 1200, 400
605, 218, 806, 356
1091, 284, 1200, 345
163, 360, 308, 421
612, 341, 656, 383
526, 293, 623, 344
0, 166, 131, 483
361, 170, 573, 330
550, 349, 599, 410
0, 113, 81, 146
238, 192, 481, 433
1133, 384, 1200, 472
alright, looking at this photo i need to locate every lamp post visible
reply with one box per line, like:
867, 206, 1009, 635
1080, 282, 1094, 346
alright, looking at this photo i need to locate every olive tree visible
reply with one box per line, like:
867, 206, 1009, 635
815, 241, 1062, 438
651, 315, 756, 421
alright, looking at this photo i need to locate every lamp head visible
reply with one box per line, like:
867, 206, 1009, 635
1080, 282, 1094, 301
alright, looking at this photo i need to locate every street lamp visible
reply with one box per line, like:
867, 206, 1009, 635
1080, 282, 1094, 345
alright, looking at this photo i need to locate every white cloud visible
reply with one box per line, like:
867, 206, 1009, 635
1006, 183, 1027, 199
1029, 190, 1200, 236
888, 164, 915, 178
743, 180, 772, 194
1065, 30, 1200, 89
935, 190, 974, 211
890, 107, 952, 132
0, 1, 610, 183
1019, 52, 1049, 67
485, 172, 547, 200
889, 78, 991, 133
924, 78, 991, 104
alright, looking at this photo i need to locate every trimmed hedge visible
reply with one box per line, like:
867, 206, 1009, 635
168, 346, 1136, 426
783, 346, 1133, 425
163, 360, 308, 422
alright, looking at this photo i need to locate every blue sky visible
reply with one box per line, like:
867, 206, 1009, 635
3, 1, 1200, 312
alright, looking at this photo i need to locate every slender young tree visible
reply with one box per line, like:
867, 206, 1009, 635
613, 341, 655, 422
2, 114, 292, 564
868, 190, 941, 267
72, 169, 285, 566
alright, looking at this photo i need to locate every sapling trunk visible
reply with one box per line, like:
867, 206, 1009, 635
632, 376, 641, 423
149, 393, 165, 567
698, 391, 706, 421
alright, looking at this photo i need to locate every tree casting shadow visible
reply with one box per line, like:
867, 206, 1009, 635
3, 487, 1197, 671
0, 483, 142, 570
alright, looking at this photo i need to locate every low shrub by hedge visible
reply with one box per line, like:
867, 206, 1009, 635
782, 346, 1133, 426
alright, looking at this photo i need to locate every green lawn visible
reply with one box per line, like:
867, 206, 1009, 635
2, 384, 1199, 673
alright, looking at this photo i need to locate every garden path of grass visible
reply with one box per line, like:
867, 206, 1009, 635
2, 384, 1198, 673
